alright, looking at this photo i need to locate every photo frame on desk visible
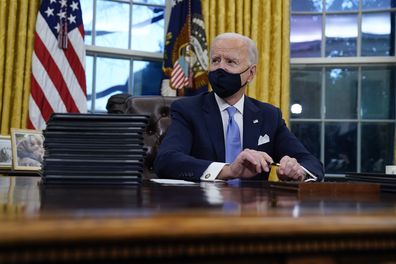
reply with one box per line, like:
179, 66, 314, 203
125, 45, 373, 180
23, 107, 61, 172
0, 135, 12, 169
11, 129, 44, 171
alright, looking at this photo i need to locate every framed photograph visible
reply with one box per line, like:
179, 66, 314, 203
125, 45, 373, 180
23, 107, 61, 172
0, 135, 12, 169
11, 129, 44, 171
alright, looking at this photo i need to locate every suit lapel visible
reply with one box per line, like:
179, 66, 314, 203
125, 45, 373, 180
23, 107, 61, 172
203, 93, 225, 161
243, 97, 262, 150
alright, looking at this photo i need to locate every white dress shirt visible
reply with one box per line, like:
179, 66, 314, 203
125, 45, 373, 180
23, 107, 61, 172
200, 94, 244, 181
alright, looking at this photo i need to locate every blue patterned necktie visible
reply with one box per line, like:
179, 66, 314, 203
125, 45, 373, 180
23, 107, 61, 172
225, 106, 241, 163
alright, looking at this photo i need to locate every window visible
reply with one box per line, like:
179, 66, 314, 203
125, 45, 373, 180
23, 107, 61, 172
290, 0, 396, 175
81, 0, 166, 112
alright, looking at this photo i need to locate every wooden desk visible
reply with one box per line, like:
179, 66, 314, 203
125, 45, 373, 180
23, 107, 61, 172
1, 176, 396, 263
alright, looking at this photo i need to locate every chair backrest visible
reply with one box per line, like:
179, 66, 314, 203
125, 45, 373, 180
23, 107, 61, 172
107, 94, 180, 179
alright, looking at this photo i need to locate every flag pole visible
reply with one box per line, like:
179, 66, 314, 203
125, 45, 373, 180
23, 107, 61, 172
187, 0, 193, 90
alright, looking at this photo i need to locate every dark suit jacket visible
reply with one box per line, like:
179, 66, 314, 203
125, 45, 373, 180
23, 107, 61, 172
154, 92, 324, 181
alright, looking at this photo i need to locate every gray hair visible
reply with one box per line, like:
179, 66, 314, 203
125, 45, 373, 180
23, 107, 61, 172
211, 32, 258, 65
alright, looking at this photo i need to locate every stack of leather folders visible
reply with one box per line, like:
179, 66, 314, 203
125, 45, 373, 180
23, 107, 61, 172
41, 113, 148, 185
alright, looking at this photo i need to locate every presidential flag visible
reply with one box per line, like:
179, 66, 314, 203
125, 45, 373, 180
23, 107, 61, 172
28, 0, 87, 130
161, 0, 208, 96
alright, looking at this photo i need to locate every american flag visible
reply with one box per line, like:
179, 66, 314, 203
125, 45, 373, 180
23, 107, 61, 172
170, 58, 190, 89
28, 0, 87, 130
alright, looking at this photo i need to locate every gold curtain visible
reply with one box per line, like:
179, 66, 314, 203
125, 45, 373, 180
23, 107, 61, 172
202, 0, 290, 121
0, 0, 40, 135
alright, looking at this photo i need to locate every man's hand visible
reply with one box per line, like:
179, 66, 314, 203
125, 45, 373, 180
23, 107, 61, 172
218, 149, 273, 180
276, 155, 306, 181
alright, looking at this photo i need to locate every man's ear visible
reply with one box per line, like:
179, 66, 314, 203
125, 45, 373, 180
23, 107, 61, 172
248, 64, 257, 82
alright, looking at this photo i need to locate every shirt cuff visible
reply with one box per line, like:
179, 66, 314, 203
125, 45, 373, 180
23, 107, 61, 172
200, 162, 227, 181
301, 166, 318, 182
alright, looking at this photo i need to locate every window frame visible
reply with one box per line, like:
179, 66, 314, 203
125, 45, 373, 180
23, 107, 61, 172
83, 0, 170, 112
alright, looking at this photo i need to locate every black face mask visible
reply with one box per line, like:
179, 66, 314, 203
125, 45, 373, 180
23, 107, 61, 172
208, 67, 250, 98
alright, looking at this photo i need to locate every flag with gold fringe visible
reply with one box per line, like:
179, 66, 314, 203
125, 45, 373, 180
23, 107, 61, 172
161, 0, 208, 96
29, 0, 87, 130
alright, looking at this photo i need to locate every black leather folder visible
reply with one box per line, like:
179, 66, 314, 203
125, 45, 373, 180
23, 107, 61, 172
47, 113, 149, 122
345, 172, 396, 192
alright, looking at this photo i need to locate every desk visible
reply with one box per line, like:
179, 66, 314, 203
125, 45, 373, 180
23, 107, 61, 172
1, 176, 396, 263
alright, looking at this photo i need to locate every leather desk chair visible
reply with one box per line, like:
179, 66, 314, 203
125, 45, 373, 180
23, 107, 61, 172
107, 94, 180, 179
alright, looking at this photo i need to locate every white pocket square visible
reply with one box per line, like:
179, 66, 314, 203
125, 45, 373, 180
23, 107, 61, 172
258, 134, 270, 146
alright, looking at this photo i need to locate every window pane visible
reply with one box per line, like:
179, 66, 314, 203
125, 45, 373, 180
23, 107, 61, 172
96, 0, 129, 49
291, 0, 323, 11
290, 68, 322, 119
362, 12, 395, 56
132, 61, 162, 95
291, 122, 321, 160
134, 0, 165, 4
361, 66, 396, 119
85, 56, 94, 112
361, 123, 395, 173
325, 68, 357, 119
81, 0, 93, 45
131, 5, 164, 52
95, 57, 130, 112
325, 14, 357, 57
290, 15, 322, 58
326, 0, 358, 11
362, 0, 396, 10
325, 122, 357, 174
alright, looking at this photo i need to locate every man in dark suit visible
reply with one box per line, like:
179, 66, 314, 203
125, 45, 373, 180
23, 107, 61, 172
155, 33, 324, 182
